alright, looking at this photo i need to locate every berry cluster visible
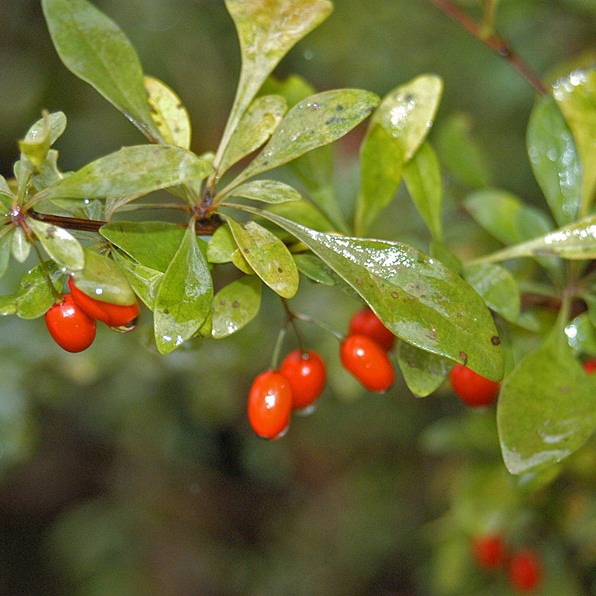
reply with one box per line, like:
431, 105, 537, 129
449, 362, 500, 408
44, 277, 140, 353
471, 534, 542, 593
248, 308, 397, 439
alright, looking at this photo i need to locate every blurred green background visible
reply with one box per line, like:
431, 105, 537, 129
1, 1, 596, 595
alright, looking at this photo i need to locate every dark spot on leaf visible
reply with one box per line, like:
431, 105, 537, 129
155, 179, 163, 186
491, 336, 501, 346
408, 360, 416, 368
456, 312, 463, 317
560, 386, 569, 393
405, 93, 414, 102
220, 299, 226, 306
336, 105, 344, 112
278, 268, 283, 273
232, 301, 239, 308
177, 103, 183, 109
426, 332, 436, 340
244, 248, 250, 254
459, 351, 467, 365
391, 292, 398, 298
164, 309, 169, 314
47, 226, 56, 238
325, 117, 343, 125
23, 283, 31, 289
356, 279, 363, 285
149, 105, 158, 114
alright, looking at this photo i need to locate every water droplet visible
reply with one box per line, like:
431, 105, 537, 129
110, 316, 138, 334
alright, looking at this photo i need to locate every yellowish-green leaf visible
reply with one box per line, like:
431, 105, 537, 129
212, 276, 262, 338
27, 217, 85, 272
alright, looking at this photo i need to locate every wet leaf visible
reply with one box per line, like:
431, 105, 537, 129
144, 76, 191, 149
27, 218, 85, 272
403, 141, 443, 242
553, 66, 596, 213
218, 95, 287, 176
42, 0, 161, 141
397, 340, 453, 397
527, 95, 581, 226
264, 200, 335, 238
498, 329, 596, 474
212, 276, 262, 338
463, 263, 520, 323
19, 112, 67, 168
14, 261, 62, 319
241, 206, 503, 380
231, 249, 256, 275
218, 0, 332, 165
293, 253, 335, 285
233, 89, 380, 185
111, 250, 162, 310
11, 227, 30, 263
37, 145, 213, 204
0, 230, 13, 280
355, 75, 443, 236
227, 179, 301, 204
206, 224, 237, 264
153, 225, 213, 354
71, 249, 136, 306
434, 111, 491, 188
225, 216, 299, 298
0, 175, 15, 206
565, 313, 596, 356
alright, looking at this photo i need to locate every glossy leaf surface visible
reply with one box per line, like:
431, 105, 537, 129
37, 145, 213, 204
355, 75, 443, 236
225, 216, 299, 298
111, 250, 162, 310
12, 262, 61, 320
27, 217, 85, 272
0, 231, 12, 280
42, 0, 161, 141
153, 225, 213, 354
527, 96, 581, 226
553, 66, 596, 214
144, 76, 191, 149
234, 89, 380, 185
212, 275, 262, 338
219, 0, 332, 166
19, 112, 67, 168
403, 141, 443, 242
218, 95, 287, 177
11, 227, 30, 263
498, 330, 596, 474
397, 340, 453, 397
227, 180, 301, 204
243, 206, 503, 380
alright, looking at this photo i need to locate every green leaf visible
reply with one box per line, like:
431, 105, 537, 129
100, 221, 187, 272
227, 179, 301, 204
476, 214, 596, 262
397, 340, 453, 397
36, 145, 213, 205
111, 250, 162, 311
232, 89, 380, 186
0, 231, 13, 280
527, 96, 581, 226
403, 141, 443, 242
71, 249, 136, 306
264, 200, 335, 236
240, 206, 503, 380
463, 263, 521, 323
434, 112, 491, 188
27, 217, 85, 272
565, 313, 596, 356
216, 0, 333, 168
144, 76, 191, 149
355, 74, 443, 236
293, 253, 335, 285
206, 224, 237, 264
19, 111, 67, 168
0, 175, 15, 207
498, 329, 596, 474
553, 66, 596, 214
153, 225, 213, 354
212, 276, 262, 338
15, 261, 62, 320
11, 227, 30, 263
231, 248, 256, 275
42, 0, 161, 141
218, 95, 287, 177
225, 216, 299, 298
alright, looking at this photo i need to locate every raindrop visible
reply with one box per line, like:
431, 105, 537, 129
110, 316, 138, 334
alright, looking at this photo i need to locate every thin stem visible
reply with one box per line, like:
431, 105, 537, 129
31, 240, 63, 302
270, 324, 288, 370
427, 0, 548, 96
281, 298, 306, 353
292, 311, 344, 342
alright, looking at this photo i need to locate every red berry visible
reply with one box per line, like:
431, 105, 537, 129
248, 371, 293, 439
68, 277, 140, 329
45, 294, 97, 353
279, 349, 327, 410
449, 363, 500, 407
583, 358, 596, 375
508, 550, 542, 593
340, 334, 395, 393
471, 535, 507, 570
348, 308, 395, 352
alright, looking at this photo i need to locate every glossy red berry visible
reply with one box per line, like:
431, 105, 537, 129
583, 358, 596, 375
340, 334, 395, 393
449, 363, 500, 407
68, 277, 140, 329
348, 308, 395, 352
45, 294, 97, 353
248, 371, 293, 439
279, 349, 327, 410
508, 550, 542, 593
471, 535, 507, 570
